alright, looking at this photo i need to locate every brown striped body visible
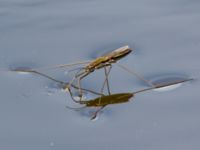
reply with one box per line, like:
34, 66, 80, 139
85, 45, 132, 72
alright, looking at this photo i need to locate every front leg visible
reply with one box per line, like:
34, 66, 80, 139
76, 71, 90, 101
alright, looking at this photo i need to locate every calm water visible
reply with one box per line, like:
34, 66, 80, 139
0, 0, 200, 150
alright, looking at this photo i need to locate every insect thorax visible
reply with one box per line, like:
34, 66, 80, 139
86, 57, 110, 71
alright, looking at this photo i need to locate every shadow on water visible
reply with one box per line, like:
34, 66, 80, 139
147, 73, 192, 91
8, 62, 39, 73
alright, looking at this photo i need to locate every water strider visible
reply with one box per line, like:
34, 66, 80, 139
11, 45, 154, 99
4, 46, 193, 120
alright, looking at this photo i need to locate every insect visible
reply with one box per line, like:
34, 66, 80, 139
56, 45, 133, 98
66, 78, 193, 120
12, 45, 154, 99
6, 46, 193, 120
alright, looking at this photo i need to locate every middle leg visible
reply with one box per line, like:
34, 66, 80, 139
100, 65, 112, 95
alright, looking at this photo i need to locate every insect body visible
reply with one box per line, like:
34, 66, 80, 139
85, 45, 132, 71
69, 45, 132, 98
11, 45, 141, 101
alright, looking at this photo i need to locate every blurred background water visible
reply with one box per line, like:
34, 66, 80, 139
0, 0, 200, 150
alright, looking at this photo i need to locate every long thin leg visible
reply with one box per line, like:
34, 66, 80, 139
91, 105, 106, 120
12, 69, 67, 85
11, 69, 103, 96
34, 60, 91, 71
101, 66, 112, 95
76, 71, 90, 100
64, 69, 84, 92
67, 86, 84, 103
105, 66, 112, 95
133, 78, 193, 94
98, 66, 112, 106
66, 70, 90, 101
116, 63, 155, 87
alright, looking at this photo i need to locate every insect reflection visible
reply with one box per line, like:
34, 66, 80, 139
66, 78, 193, 120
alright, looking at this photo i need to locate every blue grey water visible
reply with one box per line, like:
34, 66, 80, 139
0, 0, 200, 150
